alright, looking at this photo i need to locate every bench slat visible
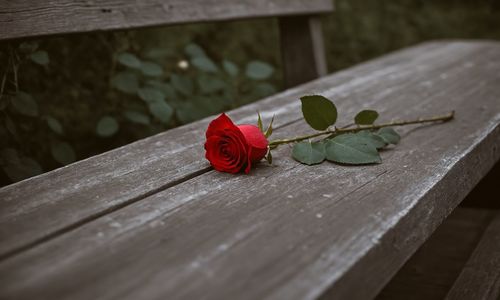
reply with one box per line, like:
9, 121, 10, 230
0, 41, 453, 259
0, 41, 499, 300
445, 213, 500, 300
0, 0, 333, 40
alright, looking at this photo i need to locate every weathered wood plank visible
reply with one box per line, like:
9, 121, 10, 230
0, 41, 459, 260
445, 213, 500, 300
0, 0, 333, 40
279, 15, 328, 87
375, 207, 495, 300
0, 41, 499, 300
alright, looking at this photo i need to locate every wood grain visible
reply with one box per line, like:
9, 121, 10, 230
0, 41, 499, 300
0, 0, 333, 40
0, 41, 460, 260
279, 15, 328, 87
375, 207, 495, 300
445, 213, 500, 300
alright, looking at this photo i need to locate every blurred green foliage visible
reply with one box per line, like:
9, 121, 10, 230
1, 0, 499, 185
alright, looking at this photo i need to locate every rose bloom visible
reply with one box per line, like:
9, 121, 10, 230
204, 113, 269, 173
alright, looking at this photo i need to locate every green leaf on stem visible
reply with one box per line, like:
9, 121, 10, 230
356, 130, 387, 149
325, 134, 381, 164
300, 95, 337, 131
354, 110, 379, 125
264, 115, 274, 138
257, 112, 263, 132
292, 141, 326, 165
266, 150, 273, 165
377, 127, 400, 144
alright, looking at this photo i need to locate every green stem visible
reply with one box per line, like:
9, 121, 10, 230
268, 111, 454, 147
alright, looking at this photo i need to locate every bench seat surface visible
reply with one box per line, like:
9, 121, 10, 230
0, 41, 499, 300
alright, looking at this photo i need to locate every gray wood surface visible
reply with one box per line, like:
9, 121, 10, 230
279, 15, 328, 87
445, 212, 500, 300
375, 207, 495, 300
0, 40, 499, 300
0, 0, 333, 40
0, 41, 454, 260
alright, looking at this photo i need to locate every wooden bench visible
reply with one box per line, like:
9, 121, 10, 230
1, 1, 500, 299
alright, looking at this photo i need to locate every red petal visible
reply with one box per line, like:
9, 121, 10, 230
238, 124, 269, 162
206, 113, 238, 138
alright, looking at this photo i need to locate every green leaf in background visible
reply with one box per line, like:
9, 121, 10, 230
253, 82, 277, 98
245, 60, 274, 80
300, 95, 337, 131
50, 141, 76, 165
19, 41, 39, 54
148, 100, 173, 124
137, 87, 166, 103
111, 72, 139, 94
144, 48, 172, 60
117, 52, 142, 69
197, 76, 226, 94
171, 74, 194, 96
96, 116, 119, 137
222, 60, 239, 77
46, 116, 64, 135
1, 149, 43, 182
5, 115, 18, 137
123, 110, 151, 125
29, 50, 49, 66
140, 61, 163, 77
175, 100, 214, 124
356, 130, 387, 149
377, 127, 400, 144
0, 148, 20, 165
292, 141, 326, 165
184, 43, 206, 58
146, 81, 177, 100
191, 56, 219, 73
354, 110, 379, 125
325, 134, 381, 164
12, 91, 38, 117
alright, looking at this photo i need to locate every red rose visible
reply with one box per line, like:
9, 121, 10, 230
205, 113, 269, 173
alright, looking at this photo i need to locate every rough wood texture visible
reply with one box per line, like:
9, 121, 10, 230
0, 41, 499, 300
0, 0, 333, 40
375, 208, 496, 300
279, 15, 328, 87
0, 41, 456, 260
445, 213, 500, 300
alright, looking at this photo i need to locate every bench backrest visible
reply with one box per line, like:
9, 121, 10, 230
0, 0, 333, 86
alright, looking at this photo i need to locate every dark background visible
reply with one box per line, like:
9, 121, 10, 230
1, 0, 499, 186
